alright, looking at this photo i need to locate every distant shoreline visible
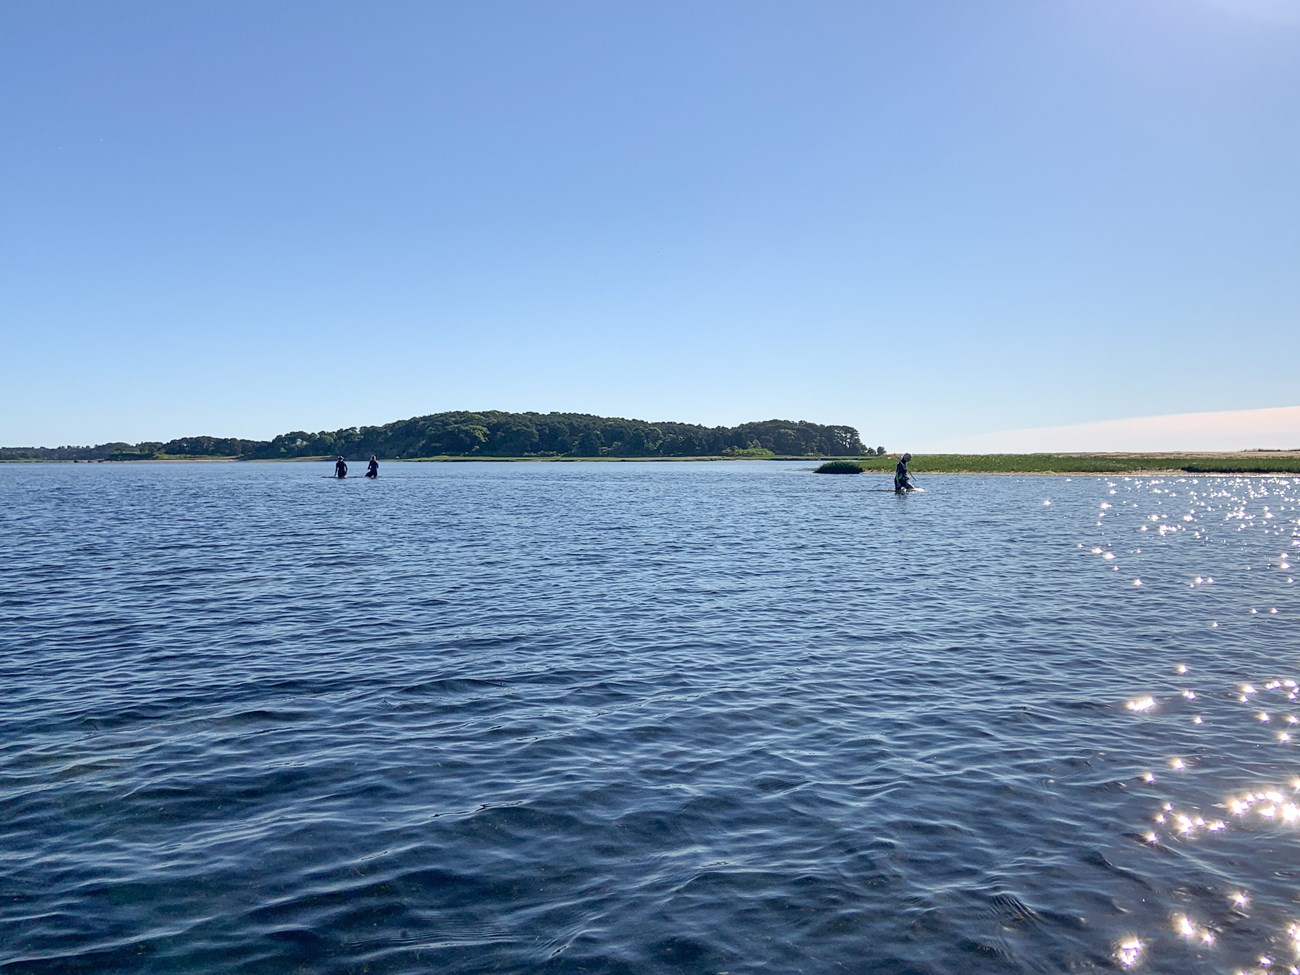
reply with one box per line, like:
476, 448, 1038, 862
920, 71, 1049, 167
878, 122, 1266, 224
6, 451, 1300, 474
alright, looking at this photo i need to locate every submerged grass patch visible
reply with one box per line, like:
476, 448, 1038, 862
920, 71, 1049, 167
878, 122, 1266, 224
814, 460, 867, 474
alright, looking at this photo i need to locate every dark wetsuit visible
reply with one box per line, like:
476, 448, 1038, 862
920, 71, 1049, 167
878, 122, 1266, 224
365, 459, 378, 479
335, 459, 348, 479
894, 458, 913, 493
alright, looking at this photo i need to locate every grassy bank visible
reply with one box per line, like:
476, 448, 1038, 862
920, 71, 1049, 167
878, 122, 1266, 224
817, 453, 1300, 474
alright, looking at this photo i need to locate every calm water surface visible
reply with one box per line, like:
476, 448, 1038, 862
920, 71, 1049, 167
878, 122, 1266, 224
2, 462, 1298, 974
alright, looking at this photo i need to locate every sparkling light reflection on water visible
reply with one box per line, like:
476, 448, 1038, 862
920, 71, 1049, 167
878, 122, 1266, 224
0, 463, 1297, 974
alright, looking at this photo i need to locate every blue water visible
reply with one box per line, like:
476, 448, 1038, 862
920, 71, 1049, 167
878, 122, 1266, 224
2, 461, 1297, 974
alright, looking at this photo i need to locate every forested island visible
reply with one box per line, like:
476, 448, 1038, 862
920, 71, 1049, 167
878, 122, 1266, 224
1, 411, 869, 462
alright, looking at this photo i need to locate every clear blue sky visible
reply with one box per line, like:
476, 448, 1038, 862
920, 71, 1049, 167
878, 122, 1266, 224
4, 0, 1298, 450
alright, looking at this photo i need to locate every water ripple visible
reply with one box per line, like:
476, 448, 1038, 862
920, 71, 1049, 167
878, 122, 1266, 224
2, 463, 1298, 973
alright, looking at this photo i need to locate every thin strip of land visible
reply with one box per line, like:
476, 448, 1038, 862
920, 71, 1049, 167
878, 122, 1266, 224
818, 452, 1300, 475
9, 451, 1300, 474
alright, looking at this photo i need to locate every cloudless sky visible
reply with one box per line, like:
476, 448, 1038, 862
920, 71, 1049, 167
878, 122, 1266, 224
4, 0, 1298, 450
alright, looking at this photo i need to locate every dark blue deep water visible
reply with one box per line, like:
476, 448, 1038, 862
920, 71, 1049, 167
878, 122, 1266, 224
2, 462, 1298, 974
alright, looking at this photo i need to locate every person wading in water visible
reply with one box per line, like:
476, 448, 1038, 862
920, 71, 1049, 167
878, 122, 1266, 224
894, 452, 916, 494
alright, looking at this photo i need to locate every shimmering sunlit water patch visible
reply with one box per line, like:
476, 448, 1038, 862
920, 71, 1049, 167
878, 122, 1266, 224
1095, 476, 1300, 974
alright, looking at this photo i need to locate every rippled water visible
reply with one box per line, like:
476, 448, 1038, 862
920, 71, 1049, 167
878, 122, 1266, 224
1, 461, 1297, 974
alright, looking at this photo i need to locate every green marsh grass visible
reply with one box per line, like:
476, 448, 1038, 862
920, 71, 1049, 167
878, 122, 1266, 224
823, 454, 1300, 475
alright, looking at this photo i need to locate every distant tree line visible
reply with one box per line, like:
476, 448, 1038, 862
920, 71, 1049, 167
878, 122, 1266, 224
0, 439, 269, 462
0, 436, 268, 462
1, 412, 869, 461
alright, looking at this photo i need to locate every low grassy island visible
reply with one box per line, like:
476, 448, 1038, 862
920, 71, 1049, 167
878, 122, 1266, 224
816, 452, 1300, 475
814, 460, 867, 474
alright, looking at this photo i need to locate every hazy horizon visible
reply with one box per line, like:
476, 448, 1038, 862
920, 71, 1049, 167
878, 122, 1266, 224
915, 405, 1300, 454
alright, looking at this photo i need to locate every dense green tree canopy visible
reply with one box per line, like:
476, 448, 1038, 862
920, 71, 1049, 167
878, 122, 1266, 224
1, 411, 867, 461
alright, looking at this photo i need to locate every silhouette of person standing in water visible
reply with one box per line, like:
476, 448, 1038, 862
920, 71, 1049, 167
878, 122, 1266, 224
894, 452, 915, 494
334, 456, 348, 479
365, 455, 379, 479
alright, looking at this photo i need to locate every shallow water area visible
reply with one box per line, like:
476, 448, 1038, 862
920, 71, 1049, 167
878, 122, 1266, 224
2, 461, 1298, 974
